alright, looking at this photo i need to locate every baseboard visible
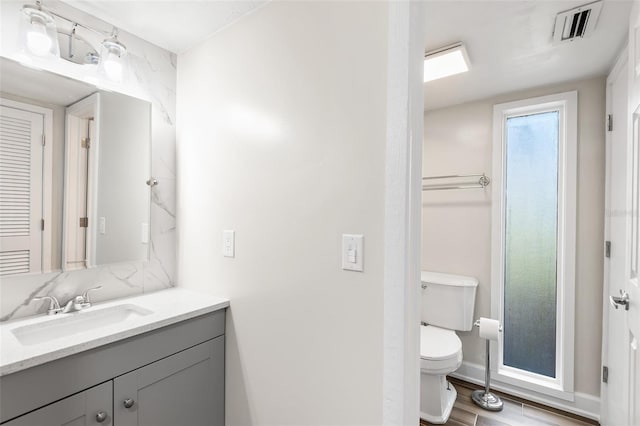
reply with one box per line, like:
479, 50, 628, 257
451, 361, 600, 421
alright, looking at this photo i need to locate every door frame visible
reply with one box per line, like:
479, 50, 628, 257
382, 1, 425, 424
63, 93, 99, 271
601, 45, 629, 426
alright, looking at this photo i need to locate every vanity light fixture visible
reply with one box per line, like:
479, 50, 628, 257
424, 42, 470, 83
97, 29, 127, 83
19, 1, 128, 83
20, 1, 60, 58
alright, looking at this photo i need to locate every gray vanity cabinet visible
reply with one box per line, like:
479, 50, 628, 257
3, 381, 113, 426
0, 310, 226, 426
113, 336, 225, 426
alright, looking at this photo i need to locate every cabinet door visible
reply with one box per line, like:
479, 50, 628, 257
3, 381, 112, 426
114, 336, 224, 426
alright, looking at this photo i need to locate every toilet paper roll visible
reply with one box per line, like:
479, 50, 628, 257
478, 317, 501, 341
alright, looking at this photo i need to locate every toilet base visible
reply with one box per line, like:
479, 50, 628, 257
420, 374, 457, 424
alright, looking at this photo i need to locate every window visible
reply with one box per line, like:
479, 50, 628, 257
491, 92, 577, 399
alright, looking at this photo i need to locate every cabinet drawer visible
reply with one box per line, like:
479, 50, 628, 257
3, 381, 112, 426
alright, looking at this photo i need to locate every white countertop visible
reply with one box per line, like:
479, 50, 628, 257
0, 288, 229, 376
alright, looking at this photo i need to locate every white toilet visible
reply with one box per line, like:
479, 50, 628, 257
420, 271, 478, 424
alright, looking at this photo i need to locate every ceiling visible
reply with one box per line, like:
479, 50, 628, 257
1, 58, 95, 106
55, 1, 630, 110
424, 0, 632, 110
60, 0, 269, 54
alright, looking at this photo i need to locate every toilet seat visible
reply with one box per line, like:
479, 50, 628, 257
420, 325, 462, 374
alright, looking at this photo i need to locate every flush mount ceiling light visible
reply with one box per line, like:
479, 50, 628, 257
424, 43, 471, 83
18, 1, 128, 83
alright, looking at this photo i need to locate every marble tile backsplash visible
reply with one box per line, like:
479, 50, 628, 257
0, 1, 176, 321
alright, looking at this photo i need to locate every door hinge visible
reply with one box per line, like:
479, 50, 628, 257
605, 241, 611, 258
607, 114, 613, 132
602, 365, 609, 383
81, 137, 90, 149
41, 219, 44, 231
41, 134, 45, 146
79, 217, 88, 228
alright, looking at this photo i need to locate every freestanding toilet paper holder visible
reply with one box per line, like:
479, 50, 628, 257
472, 319, 504, 411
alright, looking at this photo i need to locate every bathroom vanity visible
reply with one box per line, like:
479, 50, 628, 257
0, 289, 229, 425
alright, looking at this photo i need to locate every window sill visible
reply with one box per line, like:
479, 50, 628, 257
492, 368, 575, 402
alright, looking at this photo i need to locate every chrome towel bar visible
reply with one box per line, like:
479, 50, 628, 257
422, 173, 490, 191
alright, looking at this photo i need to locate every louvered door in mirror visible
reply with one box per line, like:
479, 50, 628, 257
0, 103, 45, 276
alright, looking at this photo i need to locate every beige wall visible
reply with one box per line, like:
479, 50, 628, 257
422, 76, 606, 397
177, 2, 388, 424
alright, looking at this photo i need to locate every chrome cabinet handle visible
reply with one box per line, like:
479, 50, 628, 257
123, 398, 135, 408
95, 411, 107, 422
609, 290, 630, 311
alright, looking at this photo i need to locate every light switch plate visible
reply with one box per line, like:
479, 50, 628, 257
342, 234, 363, 272
223, 230, 235, 258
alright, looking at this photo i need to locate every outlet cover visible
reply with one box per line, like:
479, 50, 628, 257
223, 230, 235, 258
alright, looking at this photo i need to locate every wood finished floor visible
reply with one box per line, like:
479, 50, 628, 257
420, 378, 599, 426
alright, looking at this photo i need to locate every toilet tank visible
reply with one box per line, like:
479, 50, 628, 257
421, 271, 478, 331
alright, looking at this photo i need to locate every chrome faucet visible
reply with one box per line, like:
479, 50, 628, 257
32, 295, 63, 315
33, 285, 102, 315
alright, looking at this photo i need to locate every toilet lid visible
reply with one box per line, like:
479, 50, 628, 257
420, 325, 462, 361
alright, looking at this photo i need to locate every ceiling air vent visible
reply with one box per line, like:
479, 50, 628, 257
552, 0, 603, 45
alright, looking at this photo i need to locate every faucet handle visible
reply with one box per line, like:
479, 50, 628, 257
33, 295, 61, 314
82, 285, 102, 303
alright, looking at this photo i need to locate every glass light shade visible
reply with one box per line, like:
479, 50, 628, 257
98, 38, 128, 83
20, 5, 60, 59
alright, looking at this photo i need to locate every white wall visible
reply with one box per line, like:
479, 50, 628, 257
177, 2, 390, 423
422, 76, 606, 398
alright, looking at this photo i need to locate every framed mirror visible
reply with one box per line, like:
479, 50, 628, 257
0, 57, 151, 276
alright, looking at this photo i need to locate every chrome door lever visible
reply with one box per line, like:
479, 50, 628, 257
609, 290, 630, 311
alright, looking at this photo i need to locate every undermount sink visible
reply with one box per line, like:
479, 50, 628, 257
11, 304, 153, 346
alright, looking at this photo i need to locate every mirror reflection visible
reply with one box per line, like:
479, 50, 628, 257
0, 58, 151, 275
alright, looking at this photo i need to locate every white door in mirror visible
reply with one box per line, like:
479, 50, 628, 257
342, 234, 363, 272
